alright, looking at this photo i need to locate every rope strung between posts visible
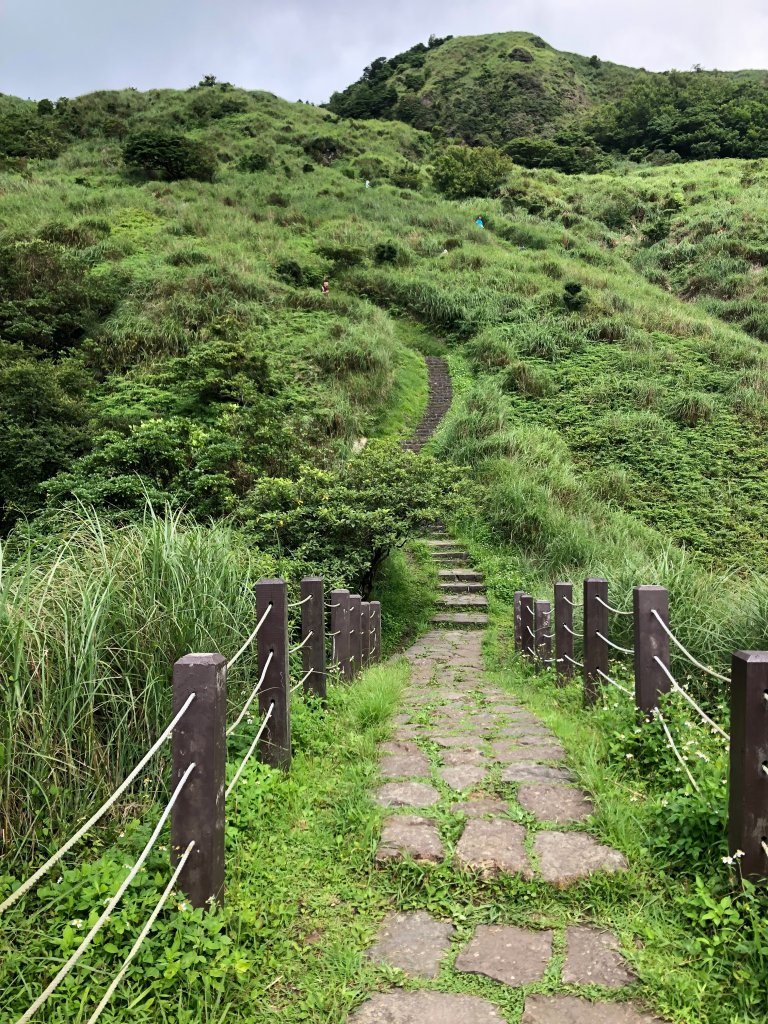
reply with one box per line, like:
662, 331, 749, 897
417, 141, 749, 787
288, 630, 314, 654
595, 631, 635, 656
525, 605, 535, 618
564, 654, 584, 669
650, 610, 730, 683
15, 764, 195, 1024
541, 632, 554, 640
762, 839, 768, 860
226, 705, 274, 798
291, 668, 314, 693
227, 603, 273, 670
564, 624, 584, 638
525, 625, 536, 638
326, 601, 340, 609
226, 651, 273, 737
595, 596, 633, 616
84, 841, 195, 1024
652, 708, 701, 793
653, 657, 730, 741
0, 692, 196, 916
596, 668, 633, 696
369, 609, 376, 619
563, 596, 582, 608
287, 594, 313, 608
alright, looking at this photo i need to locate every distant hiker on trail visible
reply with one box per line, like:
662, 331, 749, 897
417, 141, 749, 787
475, 215, 485, 229
321, 280, 330, 294
365, 179, 371, 188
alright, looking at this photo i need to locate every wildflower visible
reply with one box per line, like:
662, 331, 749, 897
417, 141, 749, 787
722, 855, 735, 865
625, 753, 634, 760
177, 901, 190, 912
71, 919, 84, 929
734, 849, 745, 859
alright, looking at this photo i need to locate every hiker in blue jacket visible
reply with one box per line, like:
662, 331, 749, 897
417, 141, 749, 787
475, 215, 485, 228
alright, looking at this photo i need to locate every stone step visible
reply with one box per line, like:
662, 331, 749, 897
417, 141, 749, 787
424, 539, 461, 548
431, 551, 470, 562
439, 582, 486, 593
437, 595, 489, 609
438, 569, 484, 582
431, 613, 489, 628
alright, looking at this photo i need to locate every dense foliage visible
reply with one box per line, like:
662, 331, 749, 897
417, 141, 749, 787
329, 31, 768, 172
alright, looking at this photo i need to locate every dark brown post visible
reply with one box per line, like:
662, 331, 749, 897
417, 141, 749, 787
583, 578, 608, 705
361, 600, 372, 668
534, 599, 551, 667
171, 653, 226, 908
728, 652, 768, 881
348, 594, 362, 679
256, 579, 291, 770
520, 594, 535, 658
633, 586, 670, 713
555, 582, 573, 685
330, 589, 350, 677
370, 601, 382, 661
514, 591, 525, 652
301, 576, 326, 701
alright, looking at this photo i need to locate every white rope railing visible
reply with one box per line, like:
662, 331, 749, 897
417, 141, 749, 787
597, 668, 633, 696
15, 764, 195, 1024
595, 632, 635, 656
595, 596, 633, 616
564, 624, 583, 638
762, 839, 768, 859
653, 709, 701, 793
291, 668, 314, 693
288, 630, 314, 654
226, 651, 274, 737
525, 605, 535, 617
564, 654, 584, 669
227, 603, 273, 670
650, 610, 730, 683
525, 625, 535, 638
563, 596, 582, 608
226, 705, 274, 798
0, 693, 196, 916
653, 657, 730, 741
84, 840, 195, 1024
287, 595, 312, 608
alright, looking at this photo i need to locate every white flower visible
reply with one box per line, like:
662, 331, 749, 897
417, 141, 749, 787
625, 753, 634, 760
71, 919, 84, 928
722, 855, 734, 865
734, 849, 745, 859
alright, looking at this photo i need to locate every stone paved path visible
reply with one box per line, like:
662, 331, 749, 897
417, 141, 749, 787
351, 536, 667, 1024
401, 356, 452, 454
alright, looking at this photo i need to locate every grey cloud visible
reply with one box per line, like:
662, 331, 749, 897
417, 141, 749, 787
2, 0, 767, 102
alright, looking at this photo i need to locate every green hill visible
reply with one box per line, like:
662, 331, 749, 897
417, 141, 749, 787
328, 31, 768, 169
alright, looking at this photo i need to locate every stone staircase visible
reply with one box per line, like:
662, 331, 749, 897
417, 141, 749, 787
426, 534, 489, 628
401, 356, 452, 453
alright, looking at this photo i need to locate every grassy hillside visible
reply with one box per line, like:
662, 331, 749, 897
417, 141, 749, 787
329, 31, 768, 169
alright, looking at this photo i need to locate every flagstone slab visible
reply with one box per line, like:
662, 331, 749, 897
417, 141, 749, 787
563, 926, 638, 988
456, 924, 552, 986
430, 734, 484, 749
375, 782, 440, 808
451, 797, 510, 818
517, 785, 593, 824
379, 750, 432, 779
367, 910, 454, 978
501, 764, 574, 783
376, 814, 444, 864
492, 744, 566, 764
439, 764, 488, 791
441, 748, 486, 767
455, 819, 532, 878
522, 995, 665, 1023
350, 990, 503, 1023
534, 831, 627, 886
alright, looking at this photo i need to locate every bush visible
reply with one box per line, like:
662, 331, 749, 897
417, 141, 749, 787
432, 145, 514, 199
668, 391, 717, 427
373, 241, 398, 264
238, 148, 271, 172
123, 128, 217, 182
563, 281, 587, 311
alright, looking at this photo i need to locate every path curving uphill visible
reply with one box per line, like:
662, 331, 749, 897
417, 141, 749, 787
402, 356, 452, 452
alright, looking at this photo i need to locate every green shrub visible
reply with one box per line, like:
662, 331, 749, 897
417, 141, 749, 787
373, 241, 398, 264
238, 148, 272, 172
123, 128, 217, 182
668, 391, 717, 426
432, 145, 514, 199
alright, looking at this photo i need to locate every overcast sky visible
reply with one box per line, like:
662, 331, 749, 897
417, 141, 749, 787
2, 0, 768, 103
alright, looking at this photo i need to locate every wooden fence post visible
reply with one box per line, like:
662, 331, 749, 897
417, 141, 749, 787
728, 652, 768, 882
301, 576, 326, 701
330, 589, 350, 677
633, 586, 670, 713
370, 601, 382, 661
256, 579, 291, 770
534, 599, 551, 667
554, 582, 573, 686
171, 653, 226, 909
361, 600, 372, 668
514, 591, 525, 652
583, 578, 608, 706
348, 594, 362, 679
520, 594, 535, 657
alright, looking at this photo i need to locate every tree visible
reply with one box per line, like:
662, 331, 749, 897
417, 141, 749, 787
123, 128, 217, 182
432, 145, 514, 199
